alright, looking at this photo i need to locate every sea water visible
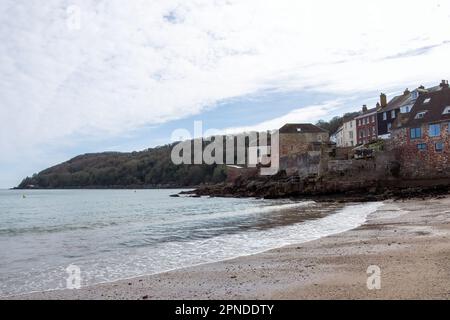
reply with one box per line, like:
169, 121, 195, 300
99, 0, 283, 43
0, 189, 381, 296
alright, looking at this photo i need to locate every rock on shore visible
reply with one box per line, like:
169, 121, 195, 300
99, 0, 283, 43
184, 174, 450, 203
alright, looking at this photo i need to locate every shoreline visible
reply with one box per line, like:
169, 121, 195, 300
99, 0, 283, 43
6, 195, 450, 300
186, 179, 450, 203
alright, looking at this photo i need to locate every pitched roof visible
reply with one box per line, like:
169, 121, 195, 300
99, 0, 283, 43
354, 107, 377, 118
404, 88, 450, 127
382, 93, 412, 112
381, 84, 446, 112
279, 123, 328, 134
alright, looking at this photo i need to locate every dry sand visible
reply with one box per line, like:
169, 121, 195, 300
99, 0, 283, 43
6, 196, 450, 300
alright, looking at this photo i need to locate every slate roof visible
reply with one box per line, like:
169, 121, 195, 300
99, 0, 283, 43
354, 107, 377, 118
404, 87, 450, 128
382, 93, 412, 112
279, 123, 328, 134
381, 85, 445, 112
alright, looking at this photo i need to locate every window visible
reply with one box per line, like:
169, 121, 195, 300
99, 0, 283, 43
443, 106, 450, 115
349, 131, 353, 139
415, 111, 427, 119
401, 105, 411, 113
387, 123, 392, 132
383, 112, 387, 121
423, 98, 431, 104
372, 116, 375, 123
435, 142, 444, 152
417, 143, 427, 151
372, 126, 376, 135
411, 91, 419, 100
429, 124, 441, 137
391, 110, 396, 119
410, 127, 422, 139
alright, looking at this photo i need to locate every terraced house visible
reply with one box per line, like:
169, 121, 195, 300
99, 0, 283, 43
377, 81, 449, 139
334, 115, 357, 147
390, 82, 450, 179
355, 105, 377, 145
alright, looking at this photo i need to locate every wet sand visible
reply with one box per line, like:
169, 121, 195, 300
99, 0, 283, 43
7, 196, 450, 300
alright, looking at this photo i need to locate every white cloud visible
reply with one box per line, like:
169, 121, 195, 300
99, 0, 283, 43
222, 100, 343, 134
1, 0, 450, 162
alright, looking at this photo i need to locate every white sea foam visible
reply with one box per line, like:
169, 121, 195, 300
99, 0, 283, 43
70, 202, 383, 291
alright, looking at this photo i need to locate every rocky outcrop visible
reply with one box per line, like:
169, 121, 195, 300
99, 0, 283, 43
183, 174, 450, 203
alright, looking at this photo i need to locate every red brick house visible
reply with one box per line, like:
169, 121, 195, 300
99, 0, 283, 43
355, 105, 378, 145
390, 82, 450, 178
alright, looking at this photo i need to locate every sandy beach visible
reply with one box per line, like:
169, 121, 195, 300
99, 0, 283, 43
7, 196, 450, 300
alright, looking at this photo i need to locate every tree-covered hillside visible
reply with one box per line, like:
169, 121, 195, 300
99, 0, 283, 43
17, 143, 228, 189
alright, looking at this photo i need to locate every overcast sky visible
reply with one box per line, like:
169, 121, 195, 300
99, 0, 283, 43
1, 0, 450, 188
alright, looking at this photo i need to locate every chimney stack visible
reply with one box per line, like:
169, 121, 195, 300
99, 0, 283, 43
362, 105, 368, 113
404, 88, 410, 95
440, 80, 449, 88
380, 93, 387, 108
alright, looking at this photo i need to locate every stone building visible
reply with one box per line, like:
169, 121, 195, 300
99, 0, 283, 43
278, 124, 329, 157
390, 82, 450, 179
278, 123, 330, 177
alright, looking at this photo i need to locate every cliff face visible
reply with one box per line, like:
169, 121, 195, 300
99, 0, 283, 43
17, 145, 227, 189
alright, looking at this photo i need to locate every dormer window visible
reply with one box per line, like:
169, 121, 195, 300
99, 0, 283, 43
411, 91, 419, 100
415, 111, 427, 119
401, 104, 412, 113
423, 98, 431, 104
296, 128, 302, 132
443, 106, 450, 115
